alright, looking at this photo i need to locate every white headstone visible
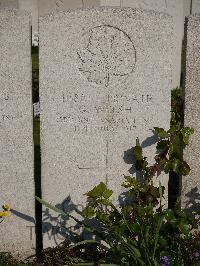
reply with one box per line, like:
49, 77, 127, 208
192, 0, 200, 14
121, 0, 184, 89
0, 0, 18, 8
18, 0, 39, 45
184, 0, 191, 17
0, 9, 35, 257
40, 7, 173, 247
183, 15, 200, 212
38, 0, 84, 16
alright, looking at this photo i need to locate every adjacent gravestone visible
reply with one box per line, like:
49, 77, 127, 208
38, 0, 83, 16
192, 0, 200, 13
40, 8, 173, 247
0, 9, 35, 257
184, 0, 192, 17
183, 15, 200, 211
18, 0, 39, 46
39, 0, 121, 13
121, 0, 184, 89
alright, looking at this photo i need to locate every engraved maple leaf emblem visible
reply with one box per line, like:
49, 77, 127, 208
77, 25, 136, 87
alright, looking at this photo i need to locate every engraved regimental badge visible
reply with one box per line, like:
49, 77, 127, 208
77, 25, 136, 87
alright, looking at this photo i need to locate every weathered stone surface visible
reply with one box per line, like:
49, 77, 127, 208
83, 0, 100, 7
183, 15, 200, 212
40, 7, 173, 247
100, 0, 121, 6
192, 0, 200, 14
38, 0, 84, 16
184, 0, 191, 17
0, 9, 35, 257
39, 0, 121, 12
18, 0, 39, 45
0, 0, 18, 8
121, 0, 183, 89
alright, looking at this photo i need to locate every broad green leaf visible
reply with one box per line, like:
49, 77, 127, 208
154, 127, 169, 138
96, 212, 110, 223
102, 188, 113, 199
163, 161, 171, 173
122, 176, 139, 188
168, 125, 177, 134
101, 198, 113, 206
184, 127, 194, 134
68, 240, 101, 250
181, 127, 194, 145
182, 133, 190, 145
86, 182, 107, 198
82, 207, 95, 218
172, 159, 182, 174
181, 161, 190, 176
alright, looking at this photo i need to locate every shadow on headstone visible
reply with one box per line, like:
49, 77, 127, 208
123, 132, 159, 180
41, 196, 104, 246
118, 191, 135, 207
11, 209, 35, 224
123, 147, 144, 183
123, 147, 136, 175
183, 187, 200, 214
141, 133, 160, 149
42, 197, 79, 245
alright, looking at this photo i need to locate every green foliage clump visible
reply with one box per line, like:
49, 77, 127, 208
36, 88, 199, 265
37, 128, 199, 265
79, 135, 199, 265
